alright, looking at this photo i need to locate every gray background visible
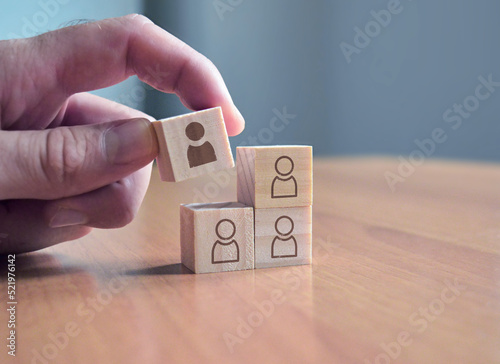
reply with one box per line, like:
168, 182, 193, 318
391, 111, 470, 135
2, 0, 499, 161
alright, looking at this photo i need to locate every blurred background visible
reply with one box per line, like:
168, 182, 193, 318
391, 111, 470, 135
1, 0, 499, 160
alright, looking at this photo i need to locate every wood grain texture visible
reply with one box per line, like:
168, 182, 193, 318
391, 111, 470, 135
2, 158, 499, 364
255, 206, 312, 269
237, 146, 312, 208
152, 107, 234, 182
180, 202, 254, 273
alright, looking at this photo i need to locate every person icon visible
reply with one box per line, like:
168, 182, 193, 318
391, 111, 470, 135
271, 216, 298, 258
185, 122, 217, 168
212, 219, 240, 264
271, 156, 297, 199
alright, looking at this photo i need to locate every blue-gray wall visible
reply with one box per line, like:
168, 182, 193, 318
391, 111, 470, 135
145, 0, 500, 161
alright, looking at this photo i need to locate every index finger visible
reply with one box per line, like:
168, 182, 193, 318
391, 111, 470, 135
30, 14, 244, 136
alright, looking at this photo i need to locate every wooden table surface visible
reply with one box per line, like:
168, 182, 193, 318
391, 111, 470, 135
2, 158, 500, 364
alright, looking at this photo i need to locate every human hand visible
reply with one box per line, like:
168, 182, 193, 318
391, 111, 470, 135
0, 14, 245, 253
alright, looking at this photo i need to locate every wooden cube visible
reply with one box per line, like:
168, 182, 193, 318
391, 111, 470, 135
254, 206, 312, 269
237, 146, 312, 208
180, 202, 254, 274
152, 107, 234, 182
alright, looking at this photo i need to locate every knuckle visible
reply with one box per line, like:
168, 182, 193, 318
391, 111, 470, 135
109, 201, 136, 228
41, 128, 88, 192
105, 181, 139, 228
124, 14, 153, 27
195, 52, 219, 75
202, 55, 217, 70
114, 206, 135, 227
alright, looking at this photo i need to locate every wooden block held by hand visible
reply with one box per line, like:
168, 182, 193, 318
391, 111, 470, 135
153, 107, 234, 182
254, 206, 312, 269
237, 146, 312, 208
180, 202, 254, 274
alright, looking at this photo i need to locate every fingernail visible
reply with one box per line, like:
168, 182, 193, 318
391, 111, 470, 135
105, 118, 158, 165
228, 106, 245, 136
50, 208, 88, 228
235, 106, 245, 130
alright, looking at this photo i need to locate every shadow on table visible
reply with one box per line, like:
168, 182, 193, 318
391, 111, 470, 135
0, 253, 194, 278
0, 252, 85, 278
124, 263, 194, 276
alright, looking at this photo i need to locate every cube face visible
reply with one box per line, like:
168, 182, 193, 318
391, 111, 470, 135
180, 202, 254, 274
153, 107, 234, 182
237, 146, 312, 209
254, 206, 312, 269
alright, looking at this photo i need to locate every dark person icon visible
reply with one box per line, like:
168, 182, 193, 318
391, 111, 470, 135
271, 216, 298, 258
212, 219, 240, 264
271, 156, 297, 199
185, 122, 217, 168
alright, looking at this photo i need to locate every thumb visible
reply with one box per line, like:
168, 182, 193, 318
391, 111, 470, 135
0, 118, 158, 200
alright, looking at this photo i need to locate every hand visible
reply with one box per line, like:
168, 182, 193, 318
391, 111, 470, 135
0, 14, 245, 253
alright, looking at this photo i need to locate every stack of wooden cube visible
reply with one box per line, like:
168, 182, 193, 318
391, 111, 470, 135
236, 146, 313, 269
152, 107, 312, 274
